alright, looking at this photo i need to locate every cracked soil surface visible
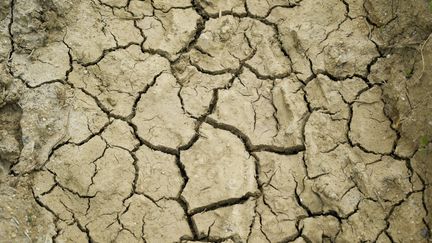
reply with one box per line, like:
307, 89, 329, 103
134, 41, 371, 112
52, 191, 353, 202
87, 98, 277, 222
0, 0, 432, 242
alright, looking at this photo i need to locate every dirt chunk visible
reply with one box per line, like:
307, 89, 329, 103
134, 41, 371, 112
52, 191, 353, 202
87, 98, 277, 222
128, 0, 153, 17
303, 141, 412, 217
67, 90, 109, 144
101, 119, 139, 151
173, 57, 233, 117
376, 233, 392, 243
301, 144, 365, 217
211, 69, 275, 145
337, 199, 387, 242
300, 216, 340, 242
269, 1, 379, 79
11, 42, 70, 87
346, 0, 367, 18
55, 222, 88, 243
338, 77, 369, 103
13, 83, 72, 173
32, 169, 55, 198
137, 8, 201, 60
304, 111, 348, 155
132, 73, 196, 149
315, 18, 379, 78
136, 146, 184, 200
45, 136, 107, 196
211, 69, 308, 149
252, 152, 307, 242
388, 192, 429, 243
34, 143, 136, 241
305, 75, 351, 120
349, 87, 397, 154
190, 16, 253, 73
244, 19, 291, 77
181, 123, 257, 213
36, 185, 88, 224
63, 1, 142, 64
85, 147, 135, 241
278, 29, 312, 82
352, 156, 412, 207
120, 195, 192, 242
86, 147, 135, 204
192, 198, 255, 242
191, 16, 290, 77
268, 0, 345, 72
69, 45, 170, 117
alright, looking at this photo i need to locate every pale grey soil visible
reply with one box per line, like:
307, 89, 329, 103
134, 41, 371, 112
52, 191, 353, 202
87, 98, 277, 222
0, 0, 431, 242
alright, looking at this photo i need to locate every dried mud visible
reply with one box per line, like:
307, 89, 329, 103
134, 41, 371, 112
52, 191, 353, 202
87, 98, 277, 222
0, 0, 431, 242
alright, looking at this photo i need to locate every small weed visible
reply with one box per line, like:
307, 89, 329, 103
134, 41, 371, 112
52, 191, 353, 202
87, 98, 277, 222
404, 68, 414, 79
26, 212, 33, 224
419, 135, 429, 149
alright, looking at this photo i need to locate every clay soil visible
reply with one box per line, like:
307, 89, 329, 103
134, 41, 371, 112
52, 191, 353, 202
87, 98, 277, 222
0, 0, 432, 242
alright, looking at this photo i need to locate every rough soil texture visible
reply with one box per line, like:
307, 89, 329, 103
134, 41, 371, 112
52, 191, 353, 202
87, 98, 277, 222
0, 0, 431, 242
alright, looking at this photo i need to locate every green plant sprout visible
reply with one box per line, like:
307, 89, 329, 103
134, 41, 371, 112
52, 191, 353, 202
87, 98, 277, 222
404, 68, 414, 79
419, 135, 430, 149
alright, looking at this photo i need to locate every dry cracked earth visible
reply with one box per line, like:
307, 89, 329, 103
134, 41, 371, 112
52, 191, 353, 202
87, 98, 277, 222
0, 0, 432, 242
